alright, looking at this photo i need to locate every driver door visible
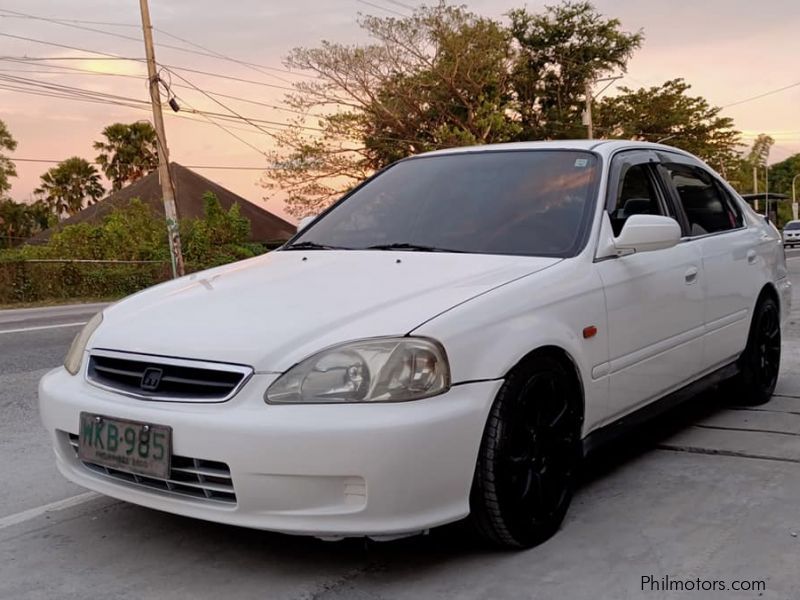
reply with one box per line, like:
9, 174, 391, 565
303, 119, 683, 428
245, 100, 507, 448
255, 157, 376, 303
595, 151, 705, 421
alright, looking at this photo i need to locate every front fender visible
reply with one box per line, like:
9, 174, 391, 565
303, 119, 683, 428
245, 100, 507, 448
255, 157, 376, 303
413, 259, 609, 434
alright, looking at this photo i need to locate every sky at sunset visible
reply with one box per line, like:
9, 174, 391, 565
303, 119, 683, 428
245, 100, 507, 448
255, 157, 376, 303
2, 0, 799, 221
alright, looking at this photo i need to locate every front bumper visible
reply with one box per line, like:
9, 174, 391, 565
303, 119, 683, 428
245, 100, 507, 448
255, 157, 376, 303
39, 365, 500, 538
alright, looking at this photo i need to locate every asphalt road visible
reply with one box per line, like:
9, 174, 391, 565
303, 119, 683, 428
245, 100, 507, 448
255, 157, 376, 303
2, 263, 800, 599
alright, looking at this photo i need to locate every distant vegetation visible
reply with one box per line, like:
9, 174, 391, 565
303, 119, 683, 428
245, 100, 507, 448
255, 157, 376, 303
0, 120, 161, 243
264, 0, 764, 217
0, 193, 269, 305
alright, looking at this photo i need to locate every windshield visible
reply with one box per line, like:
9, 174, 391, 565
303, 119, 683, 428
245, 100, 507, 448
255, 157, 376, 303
786, 222, 800, 230
286, 150, 600, 258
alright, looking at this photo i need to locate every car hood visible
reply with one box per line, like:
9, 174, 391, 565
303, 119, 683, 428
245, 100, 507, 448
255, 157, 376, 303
93, 250, 560, 372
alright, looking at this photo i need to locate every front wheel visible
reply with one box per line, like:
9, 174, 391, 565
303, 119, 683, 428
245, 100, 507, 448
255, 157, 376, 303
726, 296, 781, 406
469, 355, 582, 549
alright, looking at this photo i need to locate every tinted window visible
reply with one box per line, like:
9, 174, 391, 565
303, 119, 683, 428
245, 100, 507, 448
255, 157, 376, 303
609, 164, 663, 236
288, 151, 600, 257
664, 164, 743, 235
785, 222, 800, 231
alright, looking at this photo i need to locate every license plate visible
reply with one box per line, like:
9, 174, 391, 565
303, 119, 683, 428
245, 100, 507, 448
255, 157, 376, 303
78, 413, 172, 479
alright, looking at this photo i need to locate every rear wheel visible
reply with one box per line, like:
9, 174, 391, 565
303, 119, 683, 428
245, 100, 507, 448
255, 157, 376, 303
470, 355, 582, 549
725, 296, 781, 406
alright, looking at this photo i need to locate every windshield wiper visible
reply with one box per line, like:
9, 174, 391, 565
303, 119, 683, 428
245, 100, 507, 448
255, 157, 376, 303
283, 241, 351, 251
364, 243, 466, 253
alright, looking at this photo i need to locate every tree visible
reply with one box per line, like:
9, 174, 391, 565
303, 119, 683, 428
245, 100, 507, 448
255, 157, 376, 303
34, 157, 104, 218
0, 199, 31, 247
508, 1, 643, 140
726, 134, 775, 193
93, 122, 158, 191
263, 1, 642, 217
26, 199, 57, 231
265, 4, 517, 216
764, 152, 800, 196
594, 78, 741, 173
0, 119, 17, 197
182, 192, 253, 266
747, 133, 775, 168
0, 198, 58, 247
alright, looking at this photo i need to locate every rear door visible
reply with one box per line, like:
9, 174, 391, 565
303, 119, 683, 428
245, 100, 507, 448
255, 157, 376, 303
658, 154, 760, 370
596, 150, 705, 420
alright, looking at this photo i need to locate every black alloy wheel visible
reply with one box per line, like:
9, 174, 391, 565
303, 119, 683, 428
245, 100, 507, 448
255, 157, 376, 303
727, 296, 781, 406
470, 355, 582, 548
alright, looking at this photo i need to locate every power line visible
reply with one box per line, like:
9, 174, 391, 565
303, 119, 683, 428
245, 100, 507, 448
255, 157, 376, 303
10, 157, 269, 170
7, 55, 298, 91
0, 56, 142, 61
162, 67, 282, 141
170, 89, 270, 156
0, 80, 291, 137
0, 33, 299, 92
383, 0, 417, 10
160, 63, 297, 92
355, 0, 409, 17
0, 14, 139, 28
0, 8, 314, 82
0, 71, 325, 133
0, 58, 321, 118
152, 27, 298, 84
0, 31, 140, 61
722, 81, 800, 108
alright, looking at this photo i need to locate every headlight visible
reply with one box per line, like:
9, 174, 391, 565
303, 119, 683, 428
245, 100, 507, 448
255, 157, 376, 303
64, 311, 103, 375
266, 337, 450, 404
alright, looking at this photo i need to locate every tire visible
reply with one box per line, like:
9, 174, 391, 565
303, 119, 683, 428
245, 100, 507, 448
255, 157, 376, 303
469, 355, 583, 549
725, 296, 781, 406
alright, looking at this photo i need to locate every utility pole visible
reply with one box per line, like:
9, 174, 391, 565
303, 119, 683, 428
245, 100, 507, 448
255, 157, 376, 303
583, 76, 621, 141
583, 81, 593, 140
792, 173, 800, 221
753, 165, 759, 212
139, 0, 184, 278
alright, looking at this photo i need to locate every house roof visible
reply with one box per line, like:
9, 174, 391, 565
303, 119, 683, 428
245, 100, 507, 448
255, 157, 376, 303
31, 163, 295, 243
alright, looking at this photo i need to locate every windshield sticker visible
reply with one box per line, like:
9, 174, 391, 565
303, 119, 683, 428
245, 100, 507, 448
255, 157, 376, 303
574, 158, 589, 167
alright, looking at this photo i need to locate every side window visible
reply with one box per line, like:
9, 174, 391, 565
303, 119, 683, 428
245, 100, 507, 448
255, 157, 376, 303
663, 164, 743, 236
609, 164, 664, 236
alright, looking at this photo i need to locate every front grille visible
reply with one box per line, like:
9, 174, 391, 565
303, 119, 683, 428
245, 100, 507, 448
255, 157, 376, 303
66, 433, 236, 504
87, 350, 252, 402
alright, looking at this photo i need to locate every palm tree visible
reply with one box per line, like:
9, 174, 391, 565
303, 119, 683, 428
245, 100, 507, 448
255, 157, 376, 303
34, 157, 105, 218
0, 198, 30, 247
94, 122, 159, 191
0, 118, 17, 196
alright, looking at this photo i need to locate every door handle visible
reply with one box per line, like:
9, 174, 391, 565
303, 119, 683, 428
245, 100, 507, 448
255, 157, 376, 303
747, 249, 757, 264
685, 266, 699, 284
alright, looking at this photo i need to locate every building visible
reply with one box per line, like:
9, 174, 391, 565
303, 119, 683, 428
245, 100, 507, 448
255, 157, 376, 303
31, 163, 296, 244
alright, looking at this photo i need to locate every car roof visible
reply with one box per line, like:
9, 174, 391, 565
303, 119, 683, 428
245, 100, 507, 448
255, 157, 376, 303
416, 139, 697, 160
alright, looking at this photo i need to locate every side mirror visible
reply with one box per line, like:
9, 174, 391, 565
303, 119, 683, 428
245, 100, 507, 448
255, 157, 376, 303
614, 214, 681, 255
297, 215, 317, 233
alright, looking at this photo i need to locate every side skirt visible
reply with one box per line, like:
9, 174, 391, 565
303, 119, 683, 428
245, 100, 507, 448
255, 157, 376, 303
581, 361, 740, 457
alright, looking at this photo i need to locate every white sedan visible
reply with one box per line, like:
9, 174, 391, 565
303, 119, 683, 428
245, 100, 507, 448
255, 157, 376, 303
40, 141, 790, 549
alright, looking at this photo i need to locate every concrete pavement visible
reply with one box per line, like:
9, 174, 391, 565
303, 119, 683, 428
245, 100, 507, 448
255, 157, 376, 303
1, 271, 799, 599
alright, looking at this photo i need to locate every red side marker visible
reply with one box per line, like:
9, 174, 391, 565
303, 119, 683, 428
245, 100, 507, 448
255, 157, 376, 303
582, 325, 597, 339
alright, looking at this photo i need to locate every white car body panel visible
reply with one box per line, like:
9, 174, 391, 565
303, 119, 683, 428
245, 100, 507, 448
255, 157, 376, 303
94, 251, 559, 372
413, 257, 610, 432
595, 224, 705, 420
39, 140, 791, 538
